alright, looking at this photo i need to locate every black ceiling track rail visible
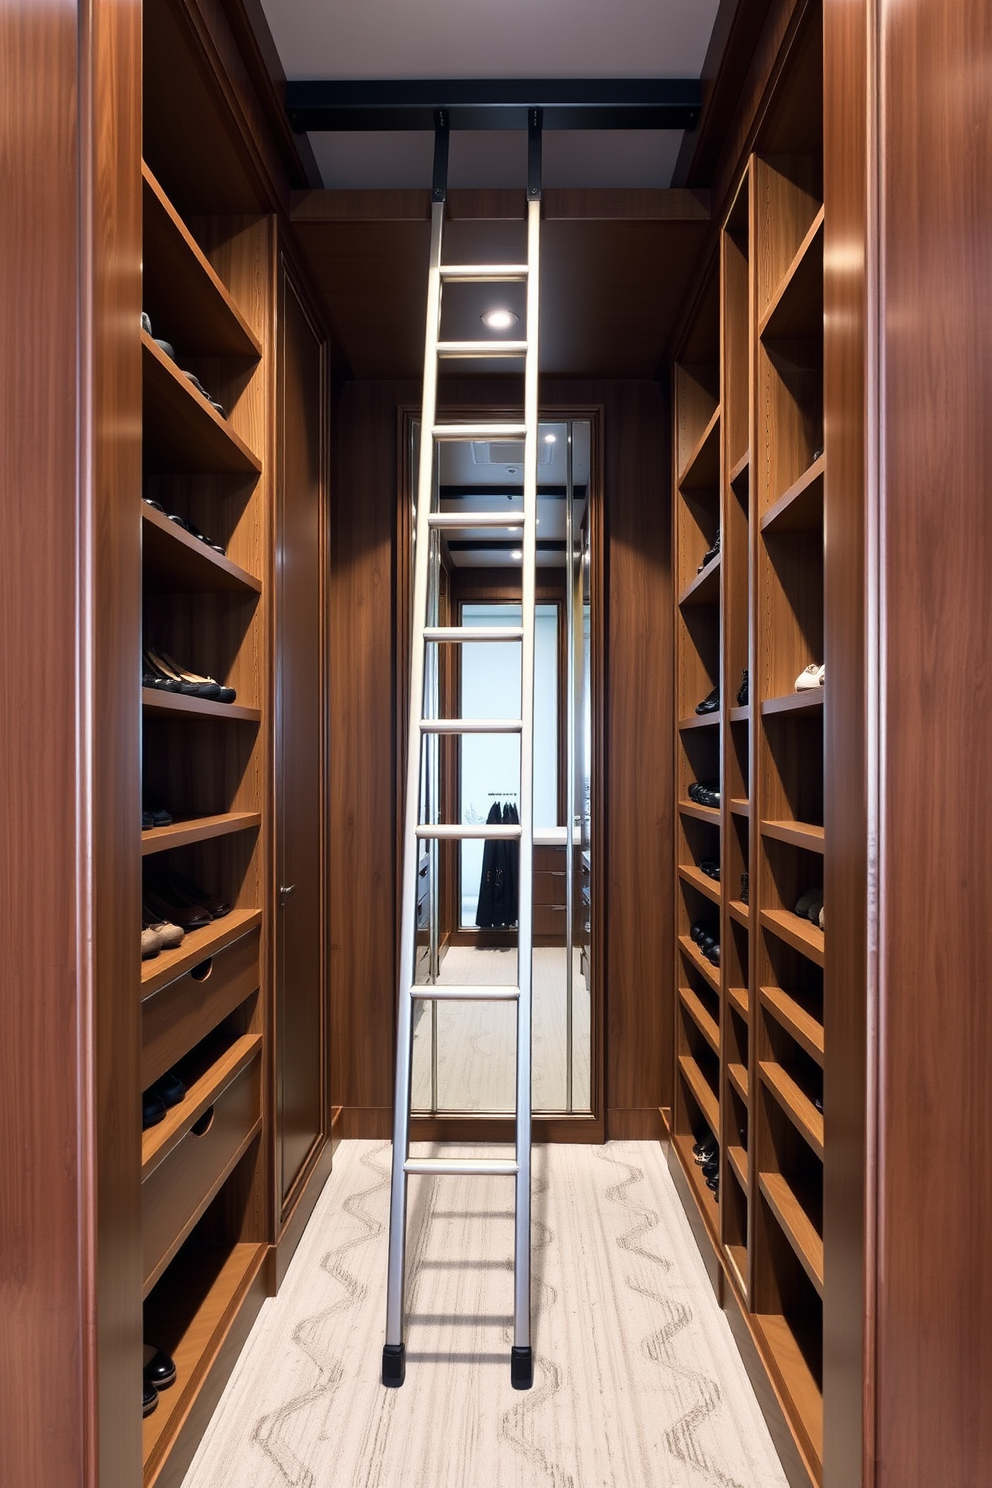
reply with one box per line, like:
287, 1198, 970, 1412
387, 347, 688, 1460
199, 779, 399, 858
285, 78, 701, 133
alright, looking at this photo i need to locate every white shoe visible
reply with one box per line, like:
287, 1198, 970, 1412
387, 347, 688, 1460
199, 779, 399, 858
795, 663, 825, 691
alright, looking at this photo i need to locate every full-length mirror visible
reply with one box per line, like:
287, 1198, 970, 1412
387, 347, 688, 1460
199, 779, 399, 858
407, 418, 594, 1116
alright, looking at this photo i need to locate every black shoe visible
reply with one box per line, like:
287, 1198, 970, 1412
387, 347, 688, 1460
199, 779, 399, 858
736, 669, 749, 706
706, 1175, 719, 1195
697, 531, 721, 572
143, 1380, 159, 1417
794, 889, 823, 923
701, 1157, 719, 1180
143, 1344, 177, 1391
142, 811, 155, 830
142, 1089, 167, 1130
149, 867, 230, 920
740, 872, 749, 905
692, 1132, 716, 1157
694, 686, 719, 716
699, 859, 720, 881
153, 1071, 186, 1108
694, 1141, 717, 1166
704, 942, 720, 967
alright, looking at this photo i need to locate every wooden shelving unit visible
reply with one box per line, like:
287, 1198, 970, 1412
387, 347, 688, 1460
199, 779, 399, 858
669, 9, 827, 1481
139, 122, 272, 1487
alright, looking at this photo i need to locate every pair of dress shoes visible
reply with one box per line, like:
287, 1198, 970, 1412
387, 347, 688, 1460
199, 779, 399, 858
144, 868, 230, 934
695, 686, 719, 715
693, 1132, 718, 1164
688, 780, 720, 809
794, 888, 824, 930
140, 314, 226, 418
699, 859, 720, 882
141, 1069, 187, 1130
690, 920, 720, 967
697, 530, 721, 573
182, 369, 226, 419
141, 910, 185, 961
143, 648, 236, 704
143, 1344, 177, 1417
142, 496, 226, 556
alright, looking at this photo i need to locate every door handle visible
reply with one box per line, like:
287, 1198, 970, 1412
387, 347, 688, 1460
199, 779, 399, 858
278, 883, 296, 906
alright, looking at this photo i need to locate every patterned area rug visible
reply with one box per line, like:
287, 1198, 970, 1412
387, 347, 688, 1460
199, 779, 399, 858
182, 1141, 789, 1488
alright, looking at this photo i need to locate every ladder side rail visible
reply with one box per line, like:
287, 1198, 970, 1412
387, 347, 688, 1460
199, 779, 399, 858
384, 194, 446, 1358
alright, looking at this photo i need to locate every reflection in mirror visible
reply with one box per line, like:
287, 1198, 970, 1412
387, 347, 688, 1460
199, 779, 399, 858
408, 419, 593, 1115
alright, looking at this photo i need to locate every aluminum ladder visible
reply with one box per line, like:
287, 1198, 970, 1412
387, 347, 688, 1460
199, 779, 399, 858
382, 110, 543, 1392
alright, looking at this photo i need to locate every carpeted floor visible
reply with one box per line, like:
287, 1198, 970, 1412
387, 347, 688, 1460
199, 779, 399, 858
412, 946, 591, 1113
182, 1140, 789, 1488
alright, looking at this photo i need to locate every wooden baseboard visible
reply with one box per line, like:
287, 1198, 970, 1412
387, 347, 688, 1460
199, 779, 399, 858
330, 1104, 343, 1157
409, 1113, 605, 1143
606, 1106, 664, 1139
339, 1106, 393, 1139
269, 1136, 335, 1291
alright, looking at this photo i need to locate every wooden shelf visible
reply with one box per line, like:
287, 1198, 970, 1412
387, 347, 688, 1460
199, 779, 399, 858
672, 1132, 719, 1239
677, 1055, 719, 1135
759, 206, 825, 341
761, 818, 825, 853
678, 985, 719, 1054
142, 1241, 267, 1486
678, 552, 721, 607
729, 898, 750, 926
141, 909, 263, 998
760, 1061, 824, 1157
761, 908, 824, 967
677, 863, 721, 905
759, 1170, 824, 1297
727, 984, 750, 1018
761, 687, 824, 717
752, 1312, 823, 1476
142, 163, 262, 359
725, 1243, 748, 1299
678, 933, 721, 994
729, 797, 750, 819
141, 812, 261, 856
142, 505, 261, 594
729, 449, 750, 486
760, 453, 825, 535
142, 333, 261, 475
729, 704, 750, 724
678, 404, 721, 490
141, 687, 261, 724
142, 1035, 261, 1179
760, 986, 824, 1066
678, 799, 721, 826
728, 1061, 749, 1105
678, 710, 721, 731
727, 1143, 748, 1191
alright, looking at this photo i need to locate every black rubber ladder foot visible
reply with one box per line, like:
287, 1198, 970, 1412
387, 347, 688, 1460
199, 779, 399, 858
510, 1345, 533, 1390
382, 1342, 406, 1388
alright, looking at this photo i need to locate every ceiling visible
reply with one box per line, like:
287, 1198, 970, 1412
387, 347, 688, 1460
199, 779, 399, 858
246, 0, 735, 377
260, 0, 721, 189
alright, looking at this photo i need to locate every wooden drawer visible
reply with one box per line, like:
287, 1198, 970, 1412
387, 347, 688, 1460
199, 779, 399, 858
533, 845, 565, 872
533, 868, 566, 906
142, 927, 260, 1090
534, 903, 566, 937
142, 1036, 261, 1297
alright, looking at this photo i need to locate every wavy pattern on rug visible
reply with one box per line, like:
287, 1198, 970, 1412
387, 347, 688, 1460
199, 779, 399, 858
597, 1144, 746, 1488
251, 1142, 392, 1486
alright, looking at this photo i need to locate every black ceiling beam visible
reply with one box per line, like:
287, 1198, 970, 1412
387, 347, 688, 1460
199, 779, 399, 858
285, 78, 701, 134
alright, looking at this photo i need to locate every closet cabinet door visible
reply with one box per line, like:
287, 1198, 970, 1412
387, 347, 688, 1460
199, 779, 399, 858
275, 261, 328, 1209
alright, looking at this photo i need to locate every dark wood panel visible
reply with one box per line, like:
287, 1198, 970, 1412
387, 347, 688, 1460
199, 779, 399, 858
275, 259, 328, 1210
822, 2, 870, 1485
874, 2, 992, 1485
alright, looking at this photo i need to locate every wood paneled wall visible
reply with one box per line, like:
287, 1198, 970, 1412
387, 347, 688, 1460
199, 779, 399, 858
0, 1, 143, 1485
329, 377, 673, 1139
874, 2, 992, 1483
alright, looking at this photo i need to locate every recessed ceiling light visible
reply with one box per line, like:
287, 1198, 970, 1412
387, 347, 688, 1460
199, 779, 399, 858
544, 433, 556, 444
511, 549, 523, 560
481, 308, 518, 331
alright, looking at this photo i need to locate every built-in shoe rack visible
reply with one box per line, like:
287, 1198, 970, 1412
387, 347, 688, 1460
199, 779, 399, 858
139, 154, 272, 1488
669, 9, 826, 1485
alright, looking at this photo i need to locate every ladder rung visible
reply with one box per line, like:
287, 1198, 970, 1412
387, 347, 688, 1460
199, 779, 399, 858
439, 263, 529, 282
416, 823, 522, 840
433, 423, 527, 441
410, 984, 519, 1001
427, 511, 525, 530
421, 717, 522, 733
424, 626, 524, 643
437, 340, 527, 359
403, 1158, 519, 1176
